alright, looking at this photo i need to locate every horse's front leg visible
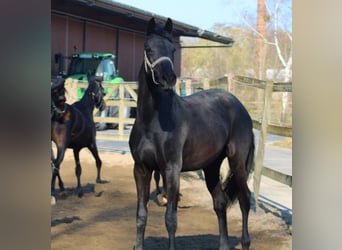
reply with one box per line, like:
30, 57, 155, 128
73, 148, 83, 197
133, 163, 152, 250
165, 164, 181, 250
88, 143, 102, 183
51, 145, 66, 204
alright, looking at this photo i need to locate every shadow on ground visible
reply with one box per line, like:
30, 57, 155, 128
144, 234, 240, 250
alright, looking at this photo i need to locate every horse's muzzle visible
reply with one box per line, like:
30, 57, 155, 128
159, 72, 176, 91
98, 100, 106, 111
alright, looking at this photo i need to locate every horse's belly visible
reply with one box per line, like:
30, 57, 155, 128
182, 141, 226, 171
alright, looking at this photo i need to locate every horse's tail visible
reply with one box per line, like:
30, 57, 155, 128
224, 134, 255, 206
246, 134, 255, 174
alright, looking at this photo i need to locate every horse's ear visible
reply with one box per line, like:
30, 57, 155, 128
164, 18, 173, 34
87, 70, 93, 81
147, 18, 155, 35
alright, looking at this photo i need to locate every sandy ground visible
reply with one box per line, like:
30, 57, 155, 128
51, 149, 292, 250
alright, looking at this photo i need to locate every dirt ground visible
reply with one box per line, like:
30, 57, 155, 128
51, 149, 292, 250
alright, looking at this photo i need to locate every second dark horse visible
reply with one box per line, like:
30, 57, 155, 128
129, 18, 255, 250
51, 74, 106, 204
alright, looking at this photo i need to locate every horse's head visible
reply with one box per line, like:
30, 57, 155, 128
144, 18, 177, 91
51, 78, 66, 113
87, 74, 106, 111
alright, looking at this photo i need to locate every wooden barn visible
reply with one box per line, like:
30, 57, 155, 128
51, 0, 234, 81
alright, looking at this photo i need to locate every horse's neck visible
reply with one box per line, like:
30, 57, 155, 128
76, 92, 95, 116
137, 67, 177, 128
136, 65, 160, 111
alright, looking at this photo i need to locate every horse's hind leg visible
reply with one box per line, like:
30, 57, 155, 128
133, 163, 152, 250
227, 152, 251, 250
154, 170, 167, 206
73, 148, 83, 197
203, 160, 229, 250
88, 143, 102, 183
154, 170, 161, 194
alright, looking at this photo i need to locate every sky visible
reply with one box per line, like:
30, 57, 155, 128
112, 0, 258, 31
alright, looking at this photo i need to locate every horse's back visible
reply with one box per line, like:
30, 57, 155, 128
185, 88, 247, 109
182, 89, 252, 131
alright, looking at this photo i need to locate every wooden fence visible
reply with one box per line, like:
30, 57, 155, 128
230, 75, 292, 205
64, 76, 292, 197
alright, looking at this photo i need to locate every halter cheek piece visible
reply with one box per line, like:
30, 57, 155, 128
91, 92, 100, 106
144, 50, 174, 85
91, 91, 105, 110
51, 101, 66, 115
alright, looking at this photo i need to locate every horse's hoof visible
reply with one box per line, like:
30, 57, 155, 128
77, 190, 84, 198
96, 178, 102, 184
51, 196, 56, 205
95, 191, 104, 197
241, 240, 250, 250
157, 194, 167, 206
58, 191, 67, 199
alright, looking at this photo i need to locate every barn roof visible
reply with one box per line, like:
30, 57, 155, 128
51, 0, 234, 46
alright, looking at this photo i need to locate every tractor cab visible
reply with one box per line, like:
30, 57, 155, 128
65, 52, 124, 99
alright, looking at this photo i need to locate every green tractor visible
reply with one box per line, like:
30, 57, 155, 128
56, 52, 131, 130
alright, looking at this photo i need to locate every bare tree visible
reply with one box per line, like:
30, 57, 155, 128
270, 0, 292, 81
232, 0, 292, 80
269, 0, 292, 123
232, 0, 292, 123
256, 0, 267, 79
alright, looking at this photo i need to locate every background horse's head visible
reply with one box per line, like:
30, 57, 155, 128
51, 78, 66, 114
87, 73, 106, 111
144, 18, 177, 91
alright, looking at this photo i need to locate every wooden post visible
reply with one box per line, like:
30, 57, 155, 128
175, 79, 181, 95
253, 80, 273, 208
118, 84, 125, 136
229, 75, 235, 93
185, 79, 192, 96
203, 78, 210, 90
227, 74, 232, 93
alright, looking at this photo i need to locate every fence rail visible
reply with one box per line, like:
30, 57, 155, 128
232, 75, 292, 92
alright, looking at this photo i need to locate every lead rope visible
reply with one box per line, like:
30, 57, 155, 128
144, 50, 174, 85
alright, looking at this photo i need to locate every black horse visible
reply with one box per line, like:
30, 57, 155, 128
129, 18, 255, 250
51, 74, 106, 204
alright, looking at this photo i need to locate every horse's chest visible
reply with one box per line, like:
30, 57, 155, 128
130, 139, 155, 170
131, 129, 177, 167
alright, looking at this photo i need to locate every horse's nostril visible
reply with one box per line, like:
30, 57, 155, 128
162, 73, 176, 84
